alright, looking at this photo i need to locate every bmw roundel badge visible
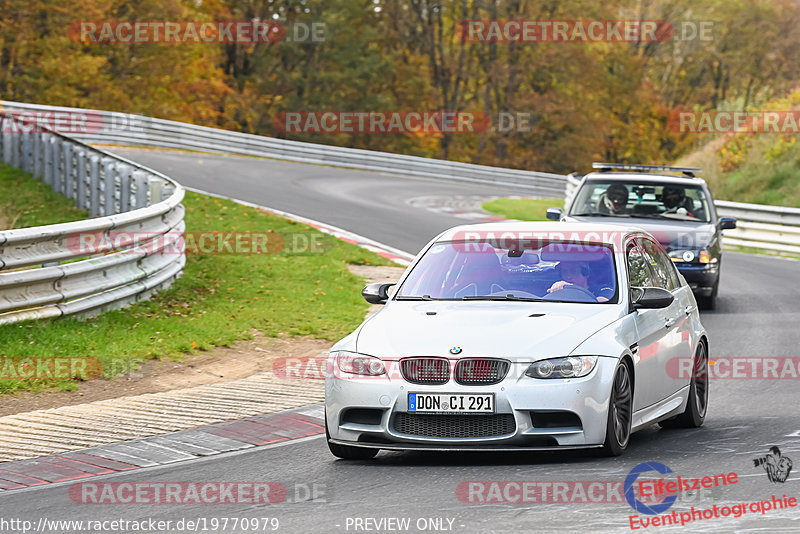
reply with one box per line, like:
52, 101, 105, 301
450, 346, 462, 355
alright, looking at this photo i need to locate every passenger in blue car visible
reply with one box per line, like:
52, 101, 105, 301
546, 261, 615, 302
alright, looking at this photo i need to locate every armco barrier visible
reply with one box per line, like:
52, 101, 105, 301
715, 200, 800, 255
1, 100, 797, 316
0, 101, 569, 197
0, 111, 185, 325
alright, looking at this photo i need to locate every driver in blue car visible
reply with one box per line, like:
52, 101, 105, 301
546, 261, 614, 302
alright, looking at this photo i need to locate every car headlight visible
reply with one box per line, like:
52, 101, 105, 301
525, 356, 598, 379
668, 249, 715, 264
334, 351, 386, 376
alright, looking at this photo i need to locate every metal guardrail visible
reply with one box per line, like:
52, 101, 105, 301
2, 100, 798, 262
715, 200, 800, 255
0, 110, 185, 325
0, 101, 569, 198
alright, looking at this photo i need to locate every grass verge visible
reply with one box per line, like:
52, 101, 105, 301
0, 163, 393, 394
482, 197, 565, 221
0, 164, 88, 228
723, 245, 800, 261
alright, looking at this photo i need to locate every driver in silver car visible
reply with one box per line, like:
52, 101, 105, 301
546, 261, 614, 302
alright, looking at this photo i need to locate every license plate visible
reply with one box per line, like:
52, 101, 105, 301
408, 393, 494, 413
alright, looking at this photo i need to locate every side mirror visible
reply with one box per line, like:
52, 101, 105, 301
546, 208, 563, 221
362, 283, 395, 304
719, 217, 737, 230
631, 287, 674, 310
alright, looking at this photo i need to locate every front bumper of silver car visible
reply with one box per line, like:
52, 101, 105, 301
325, 356, 618, 450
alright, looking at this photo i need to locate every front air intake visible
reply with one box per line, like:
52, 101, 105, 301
400, 357, 450, 385
454, 358, 510, 385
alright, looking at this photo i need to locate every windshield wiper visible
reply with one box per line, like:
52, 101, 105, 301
631, 212, 706, 222
571, 212, 630, 217
395, 295, 434, 301
657, 213, 706, 222
462, 295, 543, 302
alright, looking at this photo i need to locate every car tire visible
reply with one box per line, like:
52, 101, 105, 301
601, 360, 633, 457
659, 342, 708, 429
697, 288, 716, 310
698, 274, 719, 310
325, 419, 379, 460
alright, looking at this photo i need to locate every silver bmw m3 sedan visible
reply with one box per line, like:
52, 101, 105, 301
325, 222, 709, 458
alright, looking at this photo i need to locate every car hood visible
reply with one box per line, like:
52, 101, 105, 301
568, 216, 715, 249
355, 301, 624, 362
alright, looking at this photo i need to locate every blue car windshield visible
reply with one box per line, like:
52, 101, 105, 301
396, 241, 618, 303
569, 181, 712, 223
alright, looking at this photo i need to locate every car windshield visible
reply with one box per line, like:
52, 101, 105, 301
396, 240, 618, 303
569, 180, 711, 223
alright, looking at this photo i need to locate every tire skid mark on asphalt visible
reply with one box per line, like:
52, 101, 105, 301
406, 195, 513, 222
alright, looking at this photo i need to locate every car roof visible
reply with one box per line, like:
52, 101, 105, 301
583, 172, 707, 187
437, 221, 644, 246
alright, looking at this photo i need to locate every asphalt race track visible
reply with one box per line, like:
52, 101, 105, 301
2, 148, 799, 533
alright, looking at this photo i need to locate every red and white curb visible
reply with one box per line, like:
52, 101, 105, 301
0, 404, 325, 492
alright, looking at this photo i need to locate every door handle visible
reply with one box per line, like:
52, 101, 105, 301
665, 317, 677, 328
685, 305, 696, 316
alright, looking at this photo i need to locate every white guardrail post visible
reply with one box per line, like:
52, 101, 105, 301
0, 107, 186, 325
564, 172, 582, 209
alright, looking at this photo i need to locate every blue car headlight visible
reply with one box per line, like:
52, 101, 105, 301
525, 356, 598, 379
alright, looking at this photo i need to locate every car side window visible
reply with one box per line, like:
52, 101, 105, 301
626, 242, 656, 288
639, 238, 679, 291
657, 246, 682, 290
